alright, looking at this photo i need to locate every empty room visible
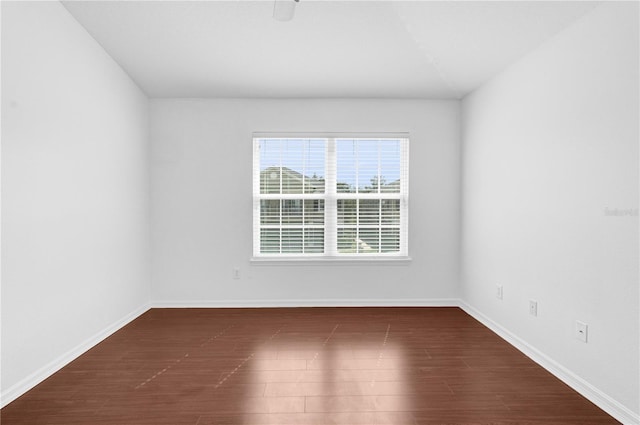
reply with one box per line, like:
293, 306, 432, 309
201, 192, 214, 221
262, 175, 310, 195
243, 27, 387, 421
1, 0, 638, 424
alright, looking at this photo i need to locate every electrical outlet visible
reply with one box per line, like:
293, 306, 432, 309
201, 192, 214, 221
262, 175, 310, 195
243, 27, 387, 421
232, 268, 240, 280
575, 321, 588, 343
529, 300, 538, 317
496, 285, 503, 300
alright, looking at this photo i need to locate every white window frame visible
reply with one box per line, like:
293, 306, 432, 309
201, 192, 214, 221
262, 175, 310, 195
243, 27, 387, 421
252, 133, 410, 262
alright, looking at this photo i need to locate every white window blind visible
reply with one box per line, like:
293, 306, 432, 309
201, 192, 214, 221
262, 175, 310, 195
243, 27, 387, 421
253, 136, 409, 259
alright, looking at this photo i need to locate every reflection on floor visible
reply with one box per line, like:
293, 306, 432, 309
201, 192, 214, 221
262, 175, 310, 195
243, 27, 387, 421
1, 307, 619, 424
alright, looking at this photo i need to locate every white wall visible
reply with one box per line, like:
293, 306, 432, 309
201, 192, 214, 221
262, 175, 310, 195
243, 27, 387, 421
1, 1, 150, 404
150, 99, 460, 305
461, 2, 638, 422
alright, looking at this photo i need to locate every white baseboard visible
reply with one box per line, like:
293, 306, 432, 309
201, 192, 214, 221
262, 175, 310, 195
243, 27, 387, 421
151, 298, 460, 308
0, 303, 151, 409
458, 300, 639, 425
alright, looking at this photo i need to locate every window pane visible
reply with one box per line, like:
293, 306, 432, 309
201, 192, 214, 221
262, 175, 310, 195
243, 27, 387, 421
337, 228, 357, 253
282, 229, 303, 253
336, 142, 356, 193
282, 171, 303, 194
282, 200, 303, 224
336, 139, 402, 194
337, 199, 357, 225
356, 141, 378, 193
358, 228, 380, 253
260, 229, 280, 253
381, 228, 400, 253
381, 199, 400, 225
305, 141, 325, 194
380, 140, 401, 193
304, 229, 324, 253
260, 200, 280, 225
359, 200, 380, 225
304, 200, 324, 225
260, 139, 325, 195
261, 167, 281, 194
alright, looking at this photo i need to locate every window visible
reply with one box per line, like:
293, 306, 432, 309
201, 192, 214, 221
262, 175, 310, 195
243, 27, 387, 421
252, 135, 409, 259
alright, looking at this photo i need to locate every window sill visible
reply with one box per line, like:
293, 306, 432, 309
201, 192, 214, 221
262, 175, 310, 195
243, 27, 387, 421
250, 256, 412, 266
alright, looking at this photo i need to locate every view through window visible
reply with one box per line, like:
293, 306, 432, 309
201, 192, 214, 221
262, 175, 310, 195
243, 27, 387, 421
253, 136, 409, 258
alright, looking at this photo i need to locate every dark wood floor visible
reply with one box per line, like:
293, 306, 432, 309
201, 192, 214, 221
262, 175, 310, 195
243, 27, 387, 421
2, 307, 619, 424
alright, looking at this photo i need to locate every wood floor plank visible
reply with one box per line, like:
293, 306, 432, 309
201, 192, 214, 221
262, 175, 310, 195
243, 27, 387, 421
1, 307, 620, 424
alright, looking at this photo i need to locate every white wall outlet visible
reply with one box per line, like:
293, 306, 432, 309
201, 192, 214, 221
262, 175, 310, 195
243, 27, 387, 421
529, 300, 538, 316
232, 268, 240, 280
575, 321, 588, 343
496, 285, 503, 300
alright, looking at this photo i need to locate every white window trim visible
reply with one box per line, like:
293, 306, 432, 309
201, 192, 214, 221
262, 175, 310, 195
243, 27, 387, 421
249, 256, 412, 266
252, 134, 409, 262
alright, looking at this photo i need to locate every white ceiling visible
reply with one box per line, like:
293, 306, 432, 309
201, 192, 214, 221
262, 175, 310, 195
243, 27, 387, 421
62, 1, 600, 99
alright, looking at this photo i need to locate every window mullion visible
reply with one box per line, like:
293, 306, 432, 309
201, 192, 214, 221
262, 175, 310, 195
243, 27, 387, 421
325, 138, 337, 256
